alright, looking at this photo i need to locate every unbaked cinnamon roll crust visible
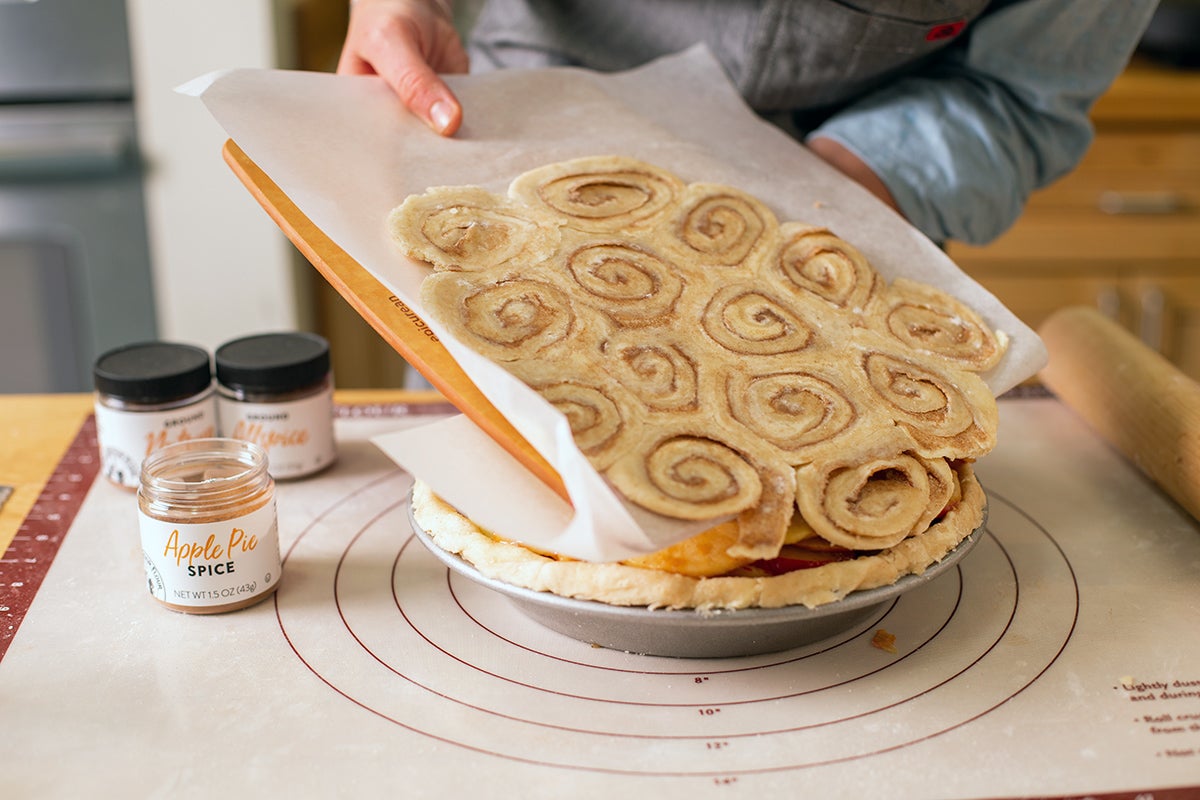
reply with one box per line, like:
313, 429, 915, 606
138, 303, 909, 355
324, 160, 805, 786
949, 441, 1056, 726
391, 155, 1004, 571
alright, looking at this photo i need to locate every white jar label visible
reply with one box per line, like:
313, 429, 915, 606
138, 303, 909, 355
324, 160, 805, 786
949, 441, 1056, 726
139, 500, 281, 609
218, 389, 336, 479
94, 397, 218, 488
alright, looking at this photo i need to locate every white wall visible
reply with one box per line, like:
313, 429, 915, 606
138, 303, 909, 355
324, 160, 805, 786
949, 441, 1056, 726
126, 0, 310, 354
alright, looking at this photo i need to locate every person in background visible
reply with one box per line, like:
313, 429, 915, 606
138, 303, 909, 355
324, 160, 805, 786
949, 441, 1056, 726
337, 0, 1157, 246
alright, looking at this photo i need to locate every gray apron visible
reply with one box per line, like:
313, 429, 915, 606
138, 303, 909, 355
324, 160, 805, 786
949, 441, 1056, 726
469, 0, 992, 124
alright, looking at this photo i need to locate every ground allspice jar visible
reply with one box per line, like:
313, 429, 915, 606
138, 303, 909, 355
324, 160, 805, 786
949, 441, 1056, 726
93, 341, 217, 489
137, 438, 282, 614
215, 332, 337, 479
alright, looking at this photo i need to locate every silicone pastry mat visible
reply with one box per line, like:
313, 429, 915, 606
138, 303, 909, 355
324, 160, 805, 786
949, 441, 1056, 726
2, 399, 1198, 799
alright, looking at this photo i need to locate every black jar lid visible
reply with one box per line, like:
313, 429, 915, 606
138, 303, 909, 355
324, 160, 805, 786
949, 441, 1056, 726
93, 341, 213, 404
215, 332, 330, 394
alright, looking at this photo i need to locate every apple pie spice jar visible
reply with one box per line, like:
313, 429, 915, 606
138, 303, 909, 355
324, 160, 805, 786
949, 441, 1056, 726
215, 332, 337, 479
137, 438, 282, 614
93, 342, 218, 489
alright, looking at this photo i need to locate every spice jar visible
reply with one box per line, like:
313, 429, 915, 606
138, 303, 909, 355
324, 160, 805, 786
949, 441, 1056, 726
93, 341, 218, 489
137, 438, 282, 614
215, 332, 337, 479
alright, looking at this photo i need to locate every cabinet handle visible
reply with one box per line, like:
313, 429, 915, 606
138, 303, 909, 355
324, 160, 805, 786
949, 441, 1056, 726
0, 130, 131, 178
1095, 287, 1121, 320
1097, 191, 1186, 216
1139, 286, 1166, 352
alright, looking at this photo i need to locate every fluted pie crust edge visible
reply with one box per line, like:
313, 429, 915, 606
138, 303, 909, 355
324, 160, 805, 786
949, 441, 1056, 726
409, 461, 985, 611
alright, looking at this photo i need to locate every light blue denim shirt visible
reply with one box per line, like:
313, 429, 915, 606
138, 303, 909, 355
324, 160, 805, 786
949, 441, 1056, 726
469, 0, 1159, 245
809, 0, 1158, 244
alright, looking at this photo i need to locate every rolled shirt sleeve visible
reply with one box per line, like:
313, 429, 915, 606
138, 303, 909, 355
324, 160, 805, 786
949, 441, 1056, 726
807, 0, 1159, 245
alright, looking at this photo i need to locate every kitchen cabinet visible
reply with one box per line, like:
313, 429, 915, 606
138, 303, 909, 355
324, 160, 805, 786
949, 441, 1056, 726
947, 59, 1200, 381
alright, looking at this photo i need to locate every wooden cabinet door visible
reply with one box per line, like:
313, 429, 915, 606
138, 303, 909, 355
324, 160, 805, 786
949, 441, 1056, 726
965, 269, 1125, 334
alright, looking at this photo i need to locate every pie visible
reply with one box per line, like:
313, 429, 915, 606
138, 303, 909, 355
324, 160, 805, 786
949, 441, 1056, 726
389, 155, 1002, 608
410, 464, 984, 610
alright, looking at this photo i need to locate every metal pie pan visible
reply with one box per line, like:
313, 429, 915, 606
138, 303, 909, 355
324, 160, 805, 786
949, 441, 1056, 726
408, 499, 985, 659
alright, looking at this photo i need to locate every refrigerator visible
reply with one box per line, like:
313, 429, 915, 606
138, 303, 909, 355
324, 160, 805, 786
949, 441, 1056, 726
0, 0, 157, 393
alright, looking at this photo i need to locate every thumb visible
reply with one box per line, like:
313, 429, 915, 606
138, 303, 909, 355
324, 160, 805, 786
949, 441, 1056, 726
386, 52, 463, 136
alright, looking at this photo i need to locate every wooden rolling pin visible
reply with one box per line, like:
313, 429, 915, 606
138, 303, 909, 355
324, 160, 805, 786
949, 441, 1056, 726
1038, 306, 1200, 524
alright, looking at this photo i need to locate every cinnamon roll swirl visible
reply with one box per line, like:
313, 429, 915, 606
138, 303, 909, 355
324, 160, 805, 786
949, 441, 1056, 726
877, 278, 1008, 373
770, 223, 878, 312
526, 379, 641, 470
606, 429, 765, 521
388, 186, 560, 272
723, 366, 876, 462
419, 272, 585, 363
914, 455, 957, 535
619, 463, 795, 569
600, 332, 700, 413
858, 343, 998, 459
562, 240, 684, 327
793, 431, 955, 551
663, 183, 780, 271
508, 155, 684, 233
701, 283, 817, 357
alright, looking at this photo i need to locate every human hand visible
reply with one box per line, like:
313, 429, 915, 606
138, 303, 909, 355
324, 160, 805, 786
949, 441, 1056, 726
807, 136, 900, 216
337, 0, 469, 136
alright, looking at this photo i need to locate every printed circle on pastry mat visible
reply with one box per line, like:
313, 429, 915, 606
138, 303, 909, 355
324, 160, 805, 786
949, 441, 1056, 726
275, 471, 1077, 776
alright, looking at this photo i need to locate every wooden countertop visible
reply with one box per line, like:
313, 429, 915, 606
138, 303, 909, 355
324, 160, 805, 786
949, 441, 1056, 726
0, 389, 443, 555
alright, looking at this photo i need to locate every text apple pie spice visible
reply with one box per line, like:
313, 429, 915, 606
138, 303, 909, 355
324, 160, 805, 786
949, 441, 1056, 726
137, 438, 282, 614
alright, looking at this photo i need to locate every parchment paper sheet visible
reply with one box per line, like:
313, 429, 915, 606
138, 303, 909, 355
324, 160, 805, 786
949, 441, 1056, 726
185, 47, 1047, 561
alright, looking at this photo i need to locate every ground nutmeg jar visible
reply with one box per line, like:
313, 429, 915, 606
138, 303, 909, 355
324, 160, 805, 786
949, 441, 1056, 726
93, 341, 217, 488
137, 437, 282, 614
215, 332, 337, 479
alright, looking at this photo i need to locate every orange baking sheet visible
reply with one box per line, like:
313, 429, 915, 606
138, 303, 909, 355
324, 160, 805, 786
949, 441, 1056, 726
222, 140, 567, 502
